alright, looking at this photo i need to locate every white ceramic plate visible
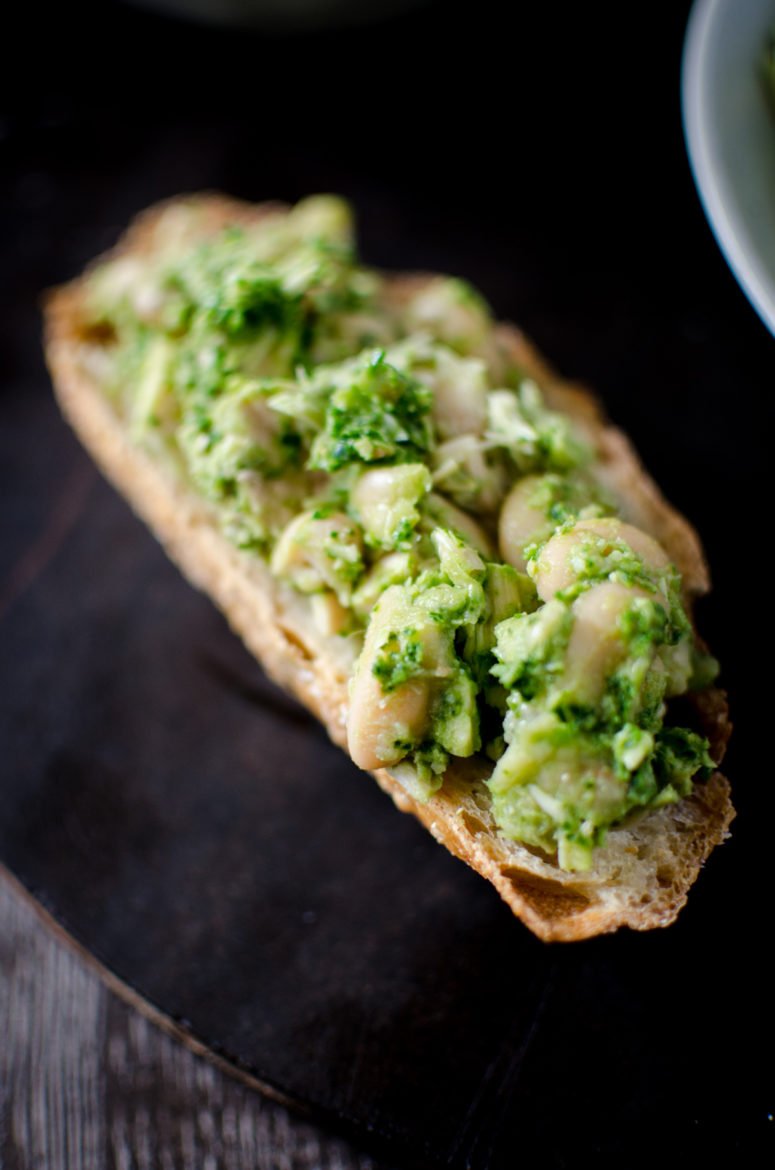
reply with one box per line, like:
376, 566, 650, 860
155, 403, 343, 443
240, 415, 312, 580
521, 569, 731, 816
683, 0, 775, 334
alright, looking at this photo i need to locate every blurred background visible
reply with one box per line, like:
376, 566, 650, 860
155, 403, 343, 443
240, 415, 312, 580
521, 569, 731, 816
1, 1, 772, 1165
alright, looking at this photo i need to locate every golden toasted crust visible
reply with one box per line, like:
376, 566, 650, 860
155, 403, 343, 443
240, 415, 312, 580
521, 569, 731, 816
43, 194, 733, 941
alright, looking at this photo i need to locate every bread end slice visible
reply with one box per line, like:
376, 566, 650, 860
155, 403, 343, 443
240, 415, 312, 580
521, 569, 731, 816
44, 195, 734, 941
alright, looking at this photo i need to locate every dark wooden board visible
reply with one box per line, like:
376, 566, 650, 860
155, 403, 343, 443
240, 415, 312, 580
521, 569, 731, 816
2, 2, 774, 1164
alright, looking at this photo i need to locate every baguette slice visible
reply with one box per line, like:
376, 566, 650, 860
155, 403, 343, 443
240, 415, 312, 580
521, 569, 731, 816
44, 195, 733, 941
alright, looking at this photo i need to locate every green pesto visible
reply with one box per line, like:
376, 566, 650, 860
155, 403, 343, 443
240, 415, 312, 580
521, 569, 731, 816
519, 473, 613, 561
487, 381, 590, 473
491, 600, 573, 697
530, 472, 608, 525
308, 351, 433, 471
430, 667, 480, 757
372, 627, 424, 693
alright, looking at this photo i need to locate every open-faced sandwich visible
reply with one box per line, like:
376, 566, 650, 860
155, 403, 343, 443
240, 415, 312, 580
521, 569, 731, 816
44, 194, 733, 940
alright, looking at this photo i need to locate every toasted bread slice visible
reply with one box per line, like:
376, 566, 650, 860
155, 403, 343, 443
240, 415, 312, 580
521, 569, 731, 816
43, 195, 733, 941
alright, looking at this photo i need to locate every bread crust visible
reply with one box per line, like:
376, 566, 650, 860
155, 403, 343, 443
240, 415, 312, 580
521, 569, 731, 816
43, 195, 733, 941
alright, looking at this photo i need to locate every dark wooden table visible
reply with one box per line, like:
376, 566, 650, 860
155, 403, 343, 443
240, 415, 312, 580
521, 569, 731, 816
0, 870, 390, 1169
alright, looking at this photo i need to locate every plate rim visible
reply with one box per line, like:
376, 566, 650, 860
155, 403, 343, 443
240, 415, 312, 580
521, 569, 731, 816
682, 0, 775, 336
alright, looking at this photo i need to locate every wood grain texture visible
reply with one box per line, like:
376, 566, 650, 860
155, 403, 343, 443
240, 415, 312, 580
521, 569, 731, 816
0, 874, 392, 1170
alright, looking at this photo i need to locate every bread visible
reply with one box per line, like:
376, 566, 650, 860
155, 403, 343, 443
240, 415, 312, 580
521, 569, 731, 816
43, 195, 733, 941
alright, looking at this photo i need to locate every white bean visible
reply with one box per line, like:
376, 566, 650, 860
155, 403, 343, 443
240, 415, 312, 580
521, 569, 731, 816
430, 356, 489, 438
563, 581, 651, 702
407, 279, 492, 374
498, 475, 555, 571
533, 517, 669, 601
348, 672, 429, 770
351, 464, 430, 546
347, 586, 432, 771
